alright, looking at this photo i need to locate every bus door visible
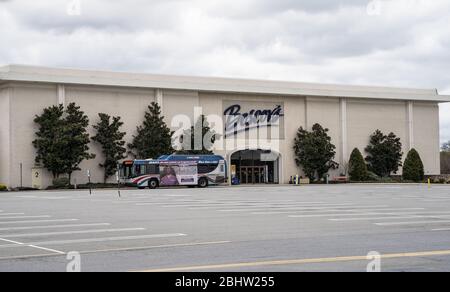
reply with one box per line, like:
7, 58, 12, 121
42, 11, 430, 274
120, 160, 134, 182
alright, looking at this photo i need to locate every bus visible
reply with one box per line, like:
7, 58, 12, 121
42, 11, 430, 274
120, 155, 227, 189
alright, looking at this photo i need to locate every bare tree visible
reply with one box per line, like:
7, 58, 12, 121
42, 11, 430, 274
441, 152, 450, 174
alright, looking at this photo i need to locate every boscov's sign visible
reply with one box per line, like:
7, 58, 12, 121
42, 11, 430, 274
223, 100, 285, 139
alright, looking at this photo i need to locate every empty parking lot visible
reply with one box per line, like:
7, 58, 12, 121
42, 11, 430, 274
1, 184, 450, 272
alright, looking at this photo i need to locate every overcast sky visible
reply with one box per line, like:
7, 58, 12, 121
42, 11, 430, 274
1, 0, 449, 144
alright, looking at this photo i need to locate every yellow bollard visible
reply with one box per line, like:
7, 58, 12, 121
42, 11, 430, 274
428, 178, 431, 187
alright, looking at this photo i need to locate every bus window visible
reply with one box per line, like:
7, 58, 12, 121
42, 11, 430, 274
145, 164, 160, 175
198, 163, 219, 174
133, 164, 145, 176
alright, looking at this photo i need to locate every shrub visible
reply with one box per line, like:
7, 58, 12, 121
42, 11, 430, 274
379, 177, 396, 183
365, 130, 403, 177
76, 183, 124, 189
52, 177, 70, 188
402, 149, 424, 182
293, 123, 338, 181
366, 171, 380, 181
348, 148, 368, 181
0, 184, 8, 192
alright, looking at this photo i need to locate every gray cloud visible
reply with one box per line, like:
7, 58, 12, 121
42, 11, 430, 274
0, 0, 449, 143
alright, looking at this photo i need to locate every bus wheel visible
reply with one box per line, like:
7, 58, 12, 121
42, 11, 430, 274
148, 179, 159, 189
198, 177, 208, 188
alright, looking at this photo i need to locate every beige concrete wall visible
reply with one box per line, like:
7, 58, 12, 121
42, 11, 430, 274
3, 81, 442, 188
163, 90, 199, 125
413, 102, 440, 175
347, 99, 408, 175
306, 97, 342, 177
0, 87, 11, 187
9, 83, 58, 188
281, 95, 306, 182
65, 85, 156, 184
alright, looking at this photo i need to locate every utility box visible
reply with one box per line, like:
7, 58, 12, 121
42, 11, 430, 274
31, 167, 43, 190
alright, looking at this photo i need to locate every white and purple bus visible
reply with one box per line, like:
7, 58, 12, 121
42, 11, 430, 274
120, 155, 227, 189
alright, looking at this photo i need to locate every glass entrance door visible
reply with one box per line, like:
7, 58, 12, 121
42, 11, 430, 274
254, 167, 261, 184
239, 166, 266, 184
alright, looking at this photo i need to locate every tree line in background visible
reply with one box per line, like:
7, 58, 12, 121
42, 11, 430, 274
441, 141, 450, 174
33, 102, 217, 185
293, 125, 426, 182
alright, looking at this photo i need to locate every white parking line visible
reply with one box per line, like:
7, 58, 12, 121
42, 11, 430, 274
289, 213, 385, 218
0, 215, 51, 220
0, 241, 233, 261
0, 228, 146, 238
220, 205, 390, 212
0, 233, 187, 249
375, 220, 450, 226
0, 237, 65, 255
28, 245, 66, 254
114, 201, 160, 204
0, 233, 188, 248
0, 219, 79, 225
288, 211, 433, 219
218, 205, 357, 212
161, 203, 257, 208
253, 208, 426, 215
78, 241, 232, 255
33, 197, 70, 200
0, 213, 26, 216
136, 201, 330, 207
0, 223, 111, 232
187, 202, 348, 210
329, 215, 450, 222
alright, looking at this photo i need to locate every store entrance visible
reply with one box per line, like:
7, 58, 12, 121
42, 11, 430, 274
239, 166, 268, 184
231, 150, 280, 184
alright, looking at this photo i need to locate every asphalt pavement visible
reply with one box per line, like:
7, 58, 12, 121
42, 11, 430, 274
1, 184, 450, 272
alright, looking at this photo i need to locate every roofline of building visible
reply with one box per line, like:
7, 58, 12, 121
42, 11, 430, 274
1, 64, 450, 102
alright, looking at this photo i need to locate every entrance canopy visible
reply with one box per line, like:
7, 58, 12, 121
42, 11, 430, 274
230, 150, 280, 184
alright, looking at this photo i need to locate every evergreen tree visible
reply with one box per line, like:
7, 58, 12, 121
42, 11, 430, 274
33, 103, 95, 182
177, 115, 219, 155
92, 113, 127, 183
33, 104, 66, 179
128, 102, 174, 159
403, 148, 425, 182
293, 123, 339, 181
63, 103, 96, 183
348, 148, 368, 181
365, 130, 403, 177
